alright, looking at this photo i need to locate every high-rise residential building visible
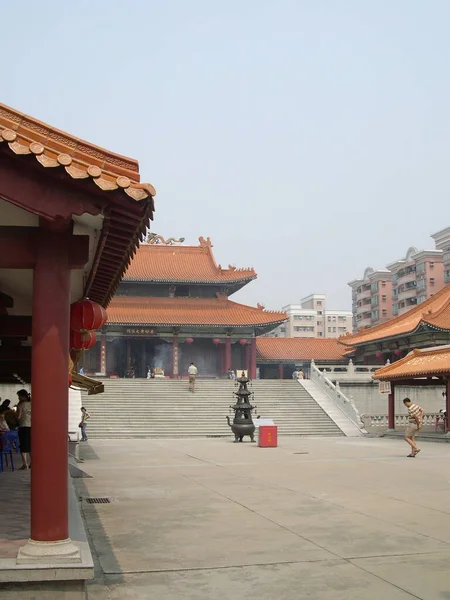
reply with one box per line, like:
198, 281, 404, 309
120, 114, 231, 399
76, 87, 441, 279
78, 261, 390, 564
348, 268, 393, 330
349, 241, 446, 330
264, 294, 353, 339
431, 227, 450, 284
388, 247, 444, 316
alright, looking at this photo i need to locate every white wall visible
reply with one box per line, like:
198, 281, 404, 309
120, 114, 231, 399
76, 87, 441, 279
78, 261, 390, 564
69, 387, 82, 440
0, 384, 82, 440
0, 384, 30, 405
339, 383, 445, 415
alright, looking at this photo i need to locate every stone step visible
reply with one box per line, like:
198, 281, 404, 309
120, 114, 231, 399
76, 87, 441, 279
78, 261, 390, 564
82, 379, 344, 439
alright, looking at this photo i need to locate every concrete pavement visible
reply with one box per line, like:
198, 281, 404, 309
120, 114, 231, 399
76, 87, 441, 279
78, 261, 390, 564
76, 436, 450, 599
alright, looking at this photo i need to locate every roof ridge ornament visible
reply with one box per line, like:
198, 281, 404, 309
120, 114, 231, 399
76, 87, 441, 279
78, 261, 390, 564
146, 232, 185, 246
198, 236, 213, 247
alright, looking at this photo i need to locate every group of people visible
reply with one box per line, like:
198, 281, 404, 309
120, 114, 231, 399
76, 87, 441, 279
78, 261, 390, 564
0, 389, 32, 470
292, 369, 305, 380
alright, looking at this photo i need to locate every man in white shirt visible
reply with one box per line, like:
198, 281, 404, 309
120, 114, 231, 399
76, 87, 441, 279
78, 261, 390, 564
188, 362, 198, 393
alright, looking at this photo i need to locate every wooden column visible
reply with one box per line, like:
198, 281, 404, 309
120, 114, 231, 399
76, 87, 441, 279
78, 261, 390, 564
250, 337, 257, 379
388, 383, 395, 430
225, 336, 232, 373
18, 228, 80, 563
278, 363, 284, 380
126, 338, 131, 375
243, 343, 249, 373
141, 339, 147, 378
172, 335, 179, 378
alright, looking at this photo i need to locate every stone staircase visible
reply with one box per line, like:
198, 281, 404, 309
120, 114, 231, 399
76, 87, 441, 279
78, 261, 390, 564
81, 379, 344, 439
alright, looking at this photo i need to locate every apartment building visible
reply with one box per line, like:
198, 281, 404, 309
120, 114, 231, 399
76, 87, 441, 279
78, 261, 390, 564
265, 294, 353, 339
431, 227, 450, 284
350, 242, 445, 329
348, 268, 393, 330
388, 248, 443, 316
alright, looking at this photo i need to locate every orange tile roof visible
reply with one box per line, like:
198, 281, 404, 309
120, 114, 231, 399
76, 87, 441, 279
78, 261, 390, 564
123, 238, 257, 283
107, 296, 286, 327
374, 346, 450, 380
256, 338, 349, 362
0, 102, 155, 201
340, 283, 450, 347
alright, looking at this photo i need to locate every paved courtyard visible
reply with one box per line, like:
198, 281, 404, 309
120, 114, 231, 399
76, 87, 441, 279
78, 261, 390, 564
77, 436, 450, 600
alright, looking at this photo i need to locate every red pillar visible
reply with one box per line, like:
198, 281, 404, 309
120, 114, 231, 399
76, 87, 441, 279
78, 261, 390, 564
225, 336, 232, 372
446, 380, 450, 432
172, 335, 179, 378
243, 343, 249, 373
388, 383, 395, 430
278, 363, 284, 380
250, 337, 257, 379
126, 338, 131, 375
31, 229, 70, 542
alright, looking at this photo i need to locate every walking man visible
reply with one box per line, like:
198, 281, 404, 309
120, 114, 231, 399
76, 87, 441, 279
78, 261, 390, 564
80, 406, 91, 442
188, 362, 198, 393
403, 398, 424, 457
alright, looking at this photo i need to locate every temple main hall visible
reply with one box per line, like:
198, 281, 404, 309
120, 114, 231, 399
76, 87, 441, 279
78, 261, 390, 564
83, 236, 287, 378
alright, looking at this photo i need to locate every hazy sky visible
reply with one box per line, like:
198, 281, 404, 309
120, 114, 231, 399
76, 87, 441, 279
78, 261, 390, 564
2, 1, 450, 310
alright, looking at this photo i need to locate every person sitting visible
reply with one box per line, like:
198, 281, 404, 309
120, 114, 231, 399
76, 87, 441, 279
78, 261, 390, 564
0, 413, 9, 433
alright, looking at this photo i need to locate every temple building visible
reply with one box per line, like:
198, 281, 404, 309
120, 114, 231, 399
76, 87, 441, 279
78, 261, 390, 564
340, 282, 450, 364
84, 236, 287, 378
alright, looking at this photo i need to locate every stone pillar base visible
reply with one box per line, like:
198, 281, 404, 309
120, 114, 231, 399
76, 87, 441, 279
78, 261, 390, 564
17, 538, 81, 564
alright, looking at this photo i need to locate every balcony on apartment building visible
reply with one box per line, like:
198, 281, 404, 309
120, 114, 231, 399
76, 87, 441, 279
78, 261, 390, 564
396, 281, 417, 302
357, 285, 371, 300
358, 317, 372, 328
395, 297, 418, 316
356, 298, 372, 315
394, 265, 416, 286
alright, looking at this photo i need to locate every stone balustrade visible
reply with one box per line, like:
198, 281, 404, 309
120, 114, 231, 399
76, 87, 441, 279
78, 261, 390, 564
361, 413, 445, 430
315, 361, 381, 382
310, 360, 367, 432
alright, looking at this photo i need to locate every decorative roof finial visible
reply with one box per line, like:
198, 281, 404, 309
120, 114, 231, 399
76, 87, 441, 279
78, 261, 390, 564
146, 232, 185, 245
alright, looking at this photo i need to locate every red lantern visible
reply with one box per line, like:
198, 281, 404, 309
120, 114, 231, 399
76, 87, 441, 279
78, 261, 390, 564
70, 300, 107, 332
394, 349, 402, 356
212, 338, 221, 345
375, 352, 383, 359
239, 339, 248, 345
185, 337, 194, 344
70, 330, 97, 350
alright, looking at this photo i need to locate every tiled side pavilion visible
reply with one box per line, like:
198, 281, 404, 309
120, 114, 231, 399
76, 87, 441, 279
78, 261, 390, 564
374, 345, 450, 432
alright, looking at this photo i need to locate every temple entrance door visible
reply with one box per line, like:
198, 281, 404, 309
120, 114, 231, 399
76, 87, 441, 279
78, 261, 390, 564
144, 339, 171, 377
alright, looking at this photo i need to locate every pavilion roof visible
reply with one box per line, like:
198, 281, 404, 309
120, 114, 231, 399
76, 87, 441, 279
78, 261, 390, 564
373, 346, 450, 381
107, 296, 286, 327
340, 283, 450, 347
256, 337, 350, 362
123, 238, 256, 284
0, 102, 155, 306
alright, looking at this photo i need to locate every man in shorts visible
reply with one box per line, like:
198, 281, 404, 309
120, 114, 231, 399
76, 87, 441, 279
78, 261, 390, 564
403, 398, 424, 458
188, 362, 198, 393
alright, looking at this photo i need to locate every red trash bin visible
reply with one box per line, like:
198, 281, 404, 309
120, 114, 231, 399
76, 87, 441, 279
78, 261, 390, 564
258, 425, 278, 448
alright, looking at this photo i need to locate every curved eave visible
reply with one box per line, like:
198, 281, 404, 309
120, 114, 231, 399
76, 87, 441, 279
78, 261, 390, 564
340, 322, 427, 348
107, 319, 286, 328
376, 372, 447, 381
122, 275, 257, 285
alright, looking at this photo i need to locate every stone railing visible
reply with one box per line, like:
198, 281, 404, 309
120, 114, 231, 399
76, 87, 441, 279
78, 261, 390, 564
315, 361, 382, 382
362, 413, 443, 429
310, 360, 366, 431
